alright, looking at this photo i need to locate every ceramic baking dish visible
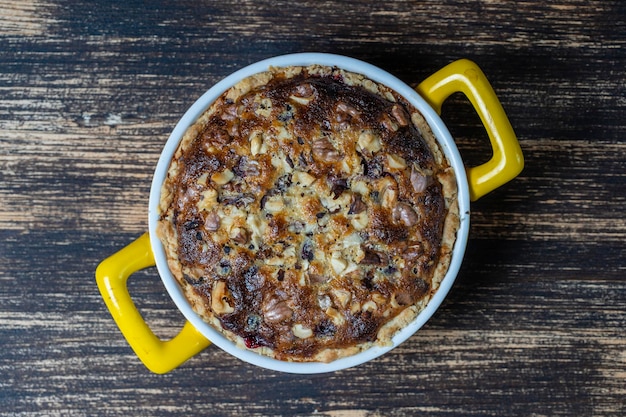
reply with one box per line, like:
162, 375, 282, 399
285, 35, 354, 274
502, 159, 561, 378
96, 53, 523, 374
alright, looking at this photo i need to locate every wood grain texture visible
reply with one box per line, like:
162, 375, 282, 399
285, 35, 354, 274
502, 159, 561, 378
1, 0, 624, 416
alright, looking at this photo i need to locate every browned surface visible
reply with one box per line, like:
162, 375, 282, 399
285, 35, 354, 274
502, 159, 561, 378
0, 1, 624, 416
159, 70, 453, 361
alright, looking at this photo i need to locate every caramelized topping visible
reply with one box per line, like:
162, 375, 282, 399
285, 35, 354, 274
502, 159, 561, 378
159, 66, 456, 362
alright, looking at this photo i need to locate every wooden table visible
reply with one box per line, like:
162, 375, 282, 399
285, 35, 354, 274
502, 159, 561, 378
1, 1, 624, 415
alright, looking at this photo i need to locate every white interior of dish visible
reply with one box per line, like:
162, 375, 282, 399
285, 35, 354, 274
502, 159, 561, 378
148, 53, 470, 374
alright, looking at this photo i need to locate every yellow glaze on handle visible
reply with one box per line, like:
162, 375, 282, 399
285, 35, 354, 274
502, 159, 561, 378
416, 59, 524, 201
95, 233, 211, 374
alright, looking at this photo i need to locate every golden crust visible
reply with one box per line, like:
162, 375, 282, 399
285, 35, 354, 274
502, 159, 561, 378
157, 65, 459, 362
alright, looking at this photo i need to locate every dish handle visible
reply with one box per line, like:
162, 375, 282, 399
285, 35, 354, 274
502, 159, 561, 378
416, 59, 524, 201
95, 233, 211, 374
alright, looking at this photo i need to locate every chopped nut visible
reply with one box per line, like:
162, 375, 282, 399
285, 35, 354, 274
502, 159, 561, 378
342, 262, 359, 275
318, 295, 332, 310
350, 180, 369, 195
372, 293, 386, 305
328, 176, 348, 199
379, 177, 398, 208
326, 307, 346, 326
359, 248, 384, 265
392, 202, 419, 226
283, 246, 296, 258
228, 121, 239, 137
309, 273, 329, 284
350, 212, 369, 231
362, 300, 378, 312
410, 167, 429, 193
246, 213, 267, 240
342, 232, 362, 247
264, 196, 285, 213
250, 132, 263, 155
350, 301, 361, 314
332, 289, 352, 308
357, 130, 382, 153
208, 129, 230, 146
220, 104, 238, 121
391, 104, 409, 126
220, 193, 255, 208
211, 169, 234, 185
276, 126, 291, 141
293, 170, 316, 187
254, 97, 272, 118
393, 291, 413, 306
292, 324, 313, 339
336, 101, 360, 117
386, 154, 407, 170
229, 226, 249, 244
204, 211, 221, 232
197, 173, 209, 186
380, 113, 398, 132
348, 194, 366, 214
340, 159, 353, 174
271, 154, 293, 173
330, 252, 347, 274
266, 256, 284, 266
289, 95, 313, 105
211, 281, 234, 315
335, 102, 360, 128
198, 188, 218, 211
264, 297, 293, 323
292, 83, 316, 99
312, 137, 342, 162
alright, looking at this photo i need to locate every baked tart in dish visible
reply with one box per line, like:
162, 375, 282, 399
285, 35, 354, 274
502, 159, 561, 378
157, 65, 459, 362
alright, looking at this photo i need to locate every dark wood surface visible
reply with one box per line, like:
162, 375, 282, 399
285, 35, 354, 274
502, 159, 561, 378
1, 1, 624, 415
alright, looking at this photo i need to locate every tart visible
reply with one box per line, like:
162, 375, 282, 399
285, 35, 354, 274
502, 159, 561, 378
157, 65, 459, 362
